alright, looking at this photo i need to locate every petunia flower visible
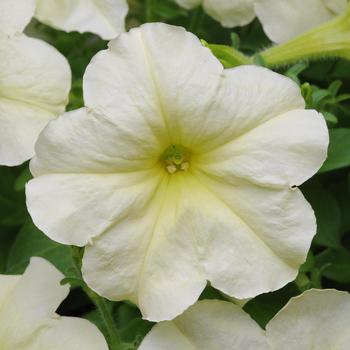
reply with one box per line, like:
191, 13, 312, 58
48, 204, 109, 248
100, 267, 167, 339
139, 289, 350, 349
255, 0, 348, 43
34, 0, 129, 40
266, 289, 350, 349
139, 299, 268, 349
175, 0, 255, 28
0, 0, 71, 166
26, 23, 329, 321
0, 257, 108, 350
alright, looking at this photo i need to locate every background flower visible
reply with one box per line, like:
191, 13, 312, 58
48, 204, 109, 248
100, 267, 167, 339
0, 0, 71, 166
0, 257, 108, 350
175, 0, 255, 27
267, 289, 350, 349
139, 299, 268, 349
27, 23, 328, 321
255, 0, 348, 43
35, 0, 129, 40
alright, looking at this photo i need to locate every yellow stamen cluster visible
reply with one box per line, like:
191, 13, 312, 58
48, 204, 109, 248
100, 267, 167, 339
161, 144, 191, 174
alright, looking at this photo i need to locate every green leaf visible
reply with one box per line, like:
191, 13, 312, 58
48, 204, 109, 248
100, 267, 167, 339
320, 128, 350, 172
316, 248, 350, 283
303, 186, 341, 248
6, 219, 74, 275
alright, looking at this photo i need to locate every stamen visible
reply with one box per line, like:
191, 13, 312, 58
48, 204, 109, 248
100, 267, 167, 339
161, 144, 191, 174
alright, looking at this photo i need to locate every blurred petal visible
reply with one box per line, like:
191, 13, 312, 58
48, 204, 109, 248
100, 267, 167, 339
35, 0, 128, 39
0, 34, 70, 166
203, 0, 255, 27
255, 0, 347, 43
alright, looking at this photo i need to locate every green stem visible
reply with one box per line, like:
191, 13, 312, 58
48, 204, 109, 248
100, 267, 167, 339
259, 5, 350, 67
202, 41, 252, 68
83, 287, 123, 350
70, 246, 122, 350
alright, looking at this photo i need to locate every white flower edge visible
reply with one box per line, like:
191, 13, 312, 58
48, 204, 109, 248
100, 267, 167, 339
266, 289, 350, 349
35, 0, 129, 40
255, 0, 347, 43
139, 299, 268, 350
0, 257, 108, 350
0, 33, 71, 166
175, 0, 255, 27
0, 0, 35, 35
140, 289, 350, 350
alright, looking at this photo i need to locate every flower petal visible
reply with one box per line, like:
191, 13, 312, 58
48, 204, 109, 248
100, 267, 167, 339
0, 258, 69, 347
184, 65, 306, 153
266, 289, 350, 349
33, 316, 109, 350
0, 258, 108, 350
82, 174, 207, 321
197, 109, 328, 187
203, 0, 255, 27
0, 0, 35, 35
35, 0, 128, 40
83, 23, 224, 150
0, 34, 71, 166
29, 108, 161, 177
139, 300, 268, 350
182, 174, 316, 299
255, 0, 347, 43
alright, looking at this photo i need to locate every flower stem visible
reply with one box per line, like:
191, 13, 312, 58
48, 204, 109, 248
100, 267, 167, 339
70, 246, 123, 350
259, 5, 350, 67
83, 286, 123, 350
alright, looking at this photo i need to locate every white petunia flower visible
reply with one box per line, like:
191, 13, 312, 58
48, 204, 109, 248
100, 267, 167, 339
0, 0, 71, 166
139, 299, 268, 349
267, 289, 350, 349
0, 257, 108, 350
35, 0, 129, 40
255, 0, 348, 43
140, 289, 350, 349
175, 0, 256, 27
27, 23, 328, 322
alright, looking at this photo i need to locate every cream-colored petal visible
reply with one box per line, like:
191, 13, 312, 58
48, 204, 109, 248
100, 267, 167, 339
0, 276, 20, 306
35, 0, 128, 40
139, 300, 268, 350
184, 65, 305, 153
267, 289, 350, 350
0, 98, 55, 166
255, 0, 347, 43
82, 174, 207, 322
174, 0, 202, 10
0, 258, 108, 350
83, 23, 224, 151
203, 0, 255, 27
29, 108, 161, 177
0, 258, 69, 348
182, 174, 315, 299
0, 34, 70, 166
0, 0, 35, 35
32, 316, 108, 350
27, 168, 163, 246
197, 109, 328, 187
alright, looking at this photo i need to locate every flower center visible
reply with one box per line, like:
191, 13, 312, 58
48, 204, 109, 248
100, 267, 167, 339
161, 144, 191, 174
